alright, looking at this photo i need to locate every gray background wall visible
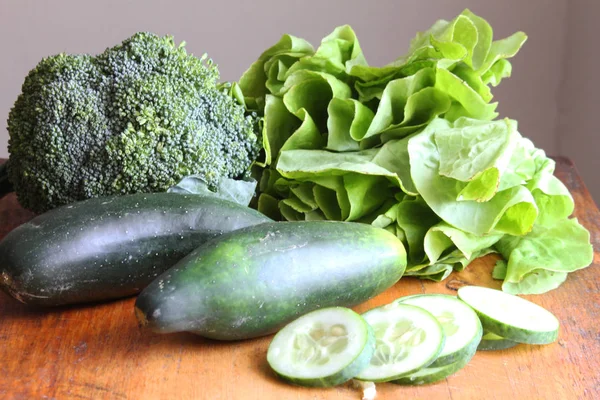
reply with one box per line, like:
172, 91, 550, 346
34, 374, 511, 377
0, 0, 596, 202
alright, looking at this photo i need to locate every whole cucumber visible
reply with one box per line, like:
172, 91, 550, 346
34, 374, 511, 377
0, 193, 271, 306
135, 221, 407, 340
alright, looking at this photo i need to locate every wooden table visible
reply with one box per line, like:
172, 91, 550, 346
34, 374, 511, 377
0, 157, 598, 400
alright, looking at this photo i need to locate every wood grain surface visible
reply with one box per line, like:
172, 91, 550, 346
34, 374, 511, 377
0, 157, 598, 400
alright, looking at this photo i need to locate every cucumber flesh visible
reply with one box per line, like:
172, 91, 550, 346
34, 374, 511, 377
457, 286, 559, 345
477, 331, 519, 351
355, 303, 445, 382
267, 307, 375, 388
397, 294, 483, 367
391, 347, 476, 385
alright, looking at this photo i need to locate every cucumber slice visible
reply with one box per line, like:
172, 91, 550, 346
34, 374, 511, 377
397, 294, 483, 367
457, 286, 559, 344
477, 331, 519, 351
267, 307, 375, 387
355, 303, 445, 382
391, 347, 476, 385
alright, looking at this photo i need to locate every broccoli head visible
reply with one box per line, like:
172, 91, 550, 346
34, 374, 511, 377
6, 32, 260, 213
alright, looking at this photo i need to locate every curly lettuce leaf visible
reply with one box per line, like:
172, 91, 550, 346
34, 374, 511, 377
408, 118, 538, 235
424, 221, 502, 264
286, 25, 368, 80
276, 149, 398, 221
239, 34, 314, 109
501, 270, 569, 295
496, 218, 593, 286
282, 70, 351, 133
260, 95, 301, 166
404, 262, 454, 282
435, 118, 518, 201
526, 149, 574, 226
240, 9, 590, 295
395, 196, 441, 264
363, 68, 446, 139
371, 136, 418, 195
326, 98, 374, 151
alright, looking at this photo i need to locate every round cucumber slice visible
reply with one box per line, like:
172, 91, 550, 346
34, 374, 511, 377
477, 331, 519, 351
397, 294, 483, 367
355, 303, 445, 382
267, 307, 375, 387
457, 286, 559, 345
391, 346, 476, 385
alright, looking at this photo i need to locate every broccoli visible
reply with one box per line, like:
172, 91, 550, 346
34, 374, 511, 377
3, 32, 260, 213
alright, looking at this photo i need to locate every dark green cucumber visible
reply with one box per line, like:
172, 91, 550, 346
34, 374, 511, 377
0, 193, 271, 306
135, 221, 407, 340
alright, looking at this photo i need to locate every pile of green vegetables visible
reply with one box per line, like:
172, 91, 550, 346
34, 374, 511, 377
0, 8, 593, 309
234, 9, 592, 295
0, 8, 594, 395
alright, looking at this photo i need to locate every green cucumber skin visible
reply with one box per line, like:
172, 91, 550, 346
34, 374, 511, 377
135, 221, 407, 340
429, 329, 481, 368
477, 331, 519, 351
464, 308, 558, 345
391, 347, 477, 385
477, 337, 519, 351
0, 193, 271, 306
457, 287, 559, 345
274, 321, 377, 388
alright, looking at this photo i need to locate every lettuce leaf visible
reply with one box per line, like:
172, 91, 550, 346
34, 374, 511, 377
239, 34, 314, 110
424, 222, 502, 264
408, 118, 538, 236
240, 9, 592, 295
496, 218, 593, 285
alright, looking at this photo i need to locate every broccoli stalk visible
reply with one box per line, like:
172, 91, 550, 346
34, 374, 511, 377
5, 33, 260, 213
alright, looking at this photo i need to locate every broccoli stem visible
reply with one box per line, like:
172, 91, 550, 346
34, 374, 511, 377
0, 162, 14, 199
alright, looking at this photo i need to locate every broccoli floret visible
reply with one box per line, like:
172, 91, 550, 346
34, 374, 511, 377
6, 32, 260, 213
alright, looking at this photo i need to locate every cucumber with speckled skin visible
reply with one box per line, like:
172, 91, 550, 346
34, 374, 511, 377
0, 193, 271, 306
135, 221, 407, 340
